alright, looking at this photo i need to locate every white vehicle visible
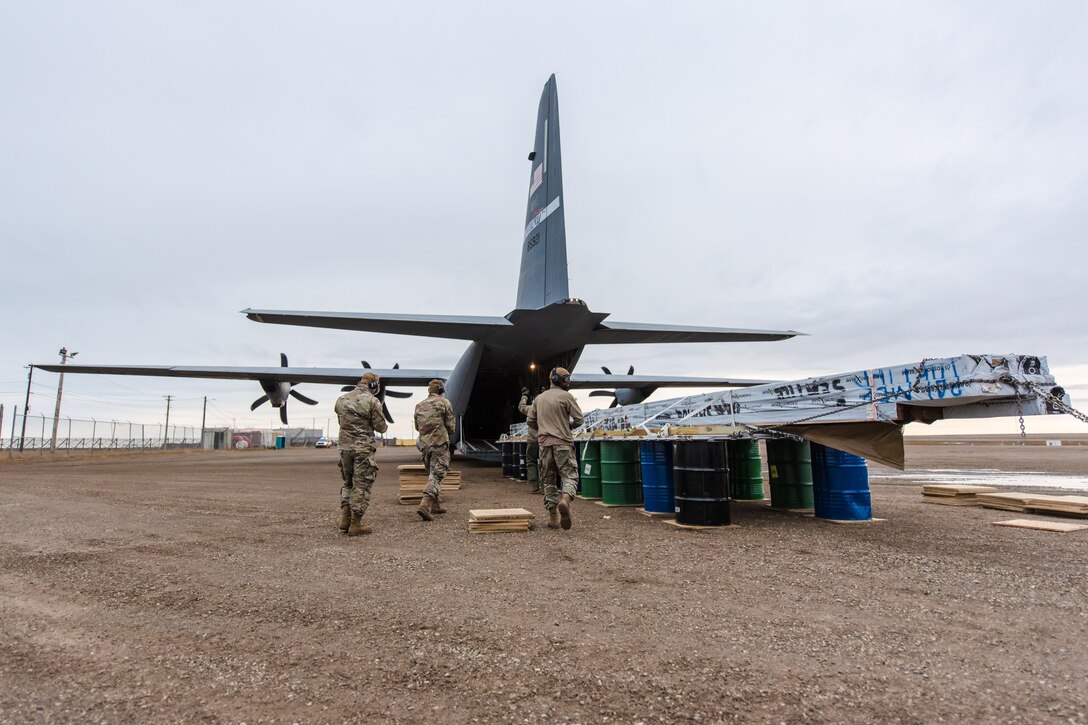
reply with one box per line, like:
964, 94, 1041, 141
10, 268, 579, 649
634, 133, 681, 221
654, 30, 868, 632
315, 437, 335, 449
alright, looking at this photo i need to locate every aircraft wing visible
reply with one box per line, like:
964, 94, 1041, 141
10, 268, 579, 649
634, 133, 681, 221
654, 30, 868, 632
33, 363, 452, 387
242, 309, 513, 340
570, 373, 776, 389
587, 321, 804, 344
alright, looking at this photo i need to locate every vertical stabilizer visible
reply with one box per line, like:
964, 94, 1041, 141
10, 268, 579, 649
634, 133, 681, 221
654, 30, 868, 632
516, 74, 568, 310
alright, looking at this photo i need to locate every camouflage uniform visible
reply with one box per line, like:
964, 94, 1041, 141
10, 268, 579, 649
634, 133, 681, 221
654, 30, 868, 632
414, 388, 457, 499
527, 379, 585, 511
518, 392, 540, 492
334, 384, 388, 517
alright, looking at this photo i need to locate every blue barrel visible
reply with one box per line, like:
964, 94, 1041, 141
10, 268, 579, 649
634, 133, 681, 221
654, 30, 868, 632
639, 441, 674, 513
672, 441, 731, 526
810, 443, 872, 521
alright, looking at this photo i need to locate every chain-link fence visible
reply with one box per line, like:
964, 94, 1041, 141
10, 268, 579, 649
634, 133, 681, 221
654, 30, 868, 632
1, 410, 327, 455
2, 412, 202, 453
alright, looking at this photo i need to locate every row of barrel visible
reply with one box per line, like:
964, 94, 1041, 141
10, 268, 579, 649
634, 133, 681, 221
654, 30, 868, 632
501, 438, 872, 526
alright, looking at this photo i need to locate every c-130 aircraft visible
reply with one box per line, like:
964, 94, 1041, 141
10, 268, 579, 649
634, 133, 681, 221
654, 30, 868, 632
38, 75, 802, 461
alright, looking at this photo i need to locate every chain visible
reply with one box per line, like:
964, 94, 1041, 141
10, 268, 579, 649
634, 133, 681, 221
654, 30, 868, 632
1025, 381, 1088, 425
910, 357, 933, 392
1014, 389, 1027, 438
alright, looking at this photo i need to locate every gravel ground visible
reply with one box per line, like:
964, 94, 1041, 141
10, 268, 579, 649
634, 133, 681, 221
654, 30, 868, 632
1, 440, 1086, 724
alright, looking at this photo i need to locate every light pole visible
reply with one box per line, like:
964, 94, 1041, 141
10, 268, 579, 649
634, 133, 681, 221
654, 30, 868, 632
19, 364, 33, 452
163, 395, 173, 449
49, 347, 78, 452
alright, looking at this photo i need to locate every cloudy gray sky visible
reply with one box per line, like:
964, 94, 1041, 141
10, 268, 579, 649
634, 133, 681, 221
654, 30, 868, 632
2, 1, 1086, 439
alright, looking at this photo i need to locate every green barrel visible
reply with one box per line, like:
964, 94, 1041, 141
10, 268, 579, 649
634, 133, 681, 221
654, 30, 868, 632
578, 440, 602, 498
765, 439, 814, 509
600, 441, 642, 505
727, 440, 764, 500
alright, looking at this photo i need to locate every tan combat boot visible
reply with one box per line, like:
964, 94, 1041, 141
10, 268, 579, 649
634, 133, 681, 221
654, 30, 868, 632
338, 501, 351, 532
417, 494, 436, 521
431, 496, 447, 515
557, 493, 573, 530
347, 511, 372, 536
546, 506, 561, 529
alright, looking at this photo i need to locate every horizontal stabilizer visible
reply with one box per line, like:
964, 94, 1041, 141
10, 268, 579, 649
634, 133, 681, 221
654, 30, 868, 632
571, 373, 775, 389
588, 321, 804, 344
242, 309, 512, 341
34, 363, 452, 387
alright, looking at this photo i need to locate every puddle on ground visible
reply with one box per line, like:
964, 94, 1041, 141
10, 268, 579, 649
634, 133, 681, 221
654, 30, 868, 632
869, 468, 1088, 491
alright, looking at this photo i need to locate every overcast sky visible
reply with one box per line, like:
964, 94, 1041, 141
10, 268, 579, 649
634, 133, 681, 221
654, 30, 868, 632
2, 1, 1086, 439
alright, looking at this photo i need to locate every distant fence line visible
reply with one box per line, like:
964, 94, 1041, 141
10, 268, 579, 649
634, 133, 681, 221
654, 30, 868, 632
2, 412, 201, 453
1, 412, 320, 455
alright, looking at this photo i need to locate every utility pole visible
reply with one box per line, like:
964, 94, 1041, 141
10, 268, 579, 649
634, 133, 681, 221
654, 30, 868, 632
200, 396, 208, 444
49, 347, 78, 452
163, 395, 173, 449
20, 364, 33, 452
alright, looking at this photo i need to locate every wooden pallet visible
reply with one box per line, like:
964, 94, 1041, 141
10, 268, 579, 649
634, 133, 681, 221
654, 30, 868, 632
992, 518, 1088, 533
1023, 495, 1088, 517
922, 484, 998, 496
921, 484, 997, 507
467, 507, 535, 534
397, 466, 461, 504
976, 492, 1033, 512
923, 497, 980, 506
638, 509, 674, 518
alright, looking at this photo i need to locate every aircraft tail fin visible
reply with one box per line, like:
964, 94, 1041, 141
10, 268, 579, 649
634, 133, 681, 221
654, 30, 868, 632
516, 74, 568, 310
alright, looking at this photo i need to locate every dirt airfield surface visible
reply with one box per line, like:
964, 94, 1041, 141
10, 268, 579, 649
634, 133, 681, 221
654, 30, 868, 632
2, 439, 1086, 724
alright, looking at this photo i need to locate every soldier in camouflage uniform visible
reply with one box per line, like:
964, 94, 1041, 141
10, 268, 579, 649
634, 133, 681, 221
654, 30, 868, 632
414, 379, 457, 521
334, 372, 389, 536
517, 387, 541, 493
527, 367, 584, 530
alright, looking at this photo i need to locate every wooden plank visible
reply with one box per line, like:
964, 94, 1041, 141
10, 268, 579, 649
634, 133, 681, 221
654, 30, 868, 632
922, 484, 998, 496
976, 492, 1031, 512
662, 518, 739, 531
924, 498, 980, 506
992, 519, 1088, 533
470, 524, 533, 531
468, 508, 535, 521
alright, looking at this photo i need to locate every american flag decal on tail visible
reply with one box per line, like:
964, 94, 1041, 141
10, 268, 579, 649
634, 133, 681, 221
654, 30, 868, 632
529, 164, 543, 196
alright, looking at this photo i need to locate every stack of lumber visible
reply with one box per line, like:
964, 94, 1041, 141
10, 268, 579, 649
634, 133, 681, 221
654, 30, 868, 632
976, 491, 1033, 512
1023, 494, 1088, 518
468, 508, 535, 533
921, 484, 997, 505
397, 464, 462, 504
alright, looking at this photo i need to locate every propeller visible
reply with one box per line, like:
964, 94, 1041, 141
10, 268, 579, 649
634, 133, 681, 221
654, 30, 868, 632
340, 361, 412, 424
251, 353, 319, 425
589, 365, 656, 408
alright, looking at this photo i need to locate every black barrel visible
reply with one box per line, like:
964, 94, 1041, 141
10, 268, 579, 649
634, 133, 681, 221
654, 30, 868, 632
672, 441, 731, 526
501, 440, 514, 478
516, 441, 528, 481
